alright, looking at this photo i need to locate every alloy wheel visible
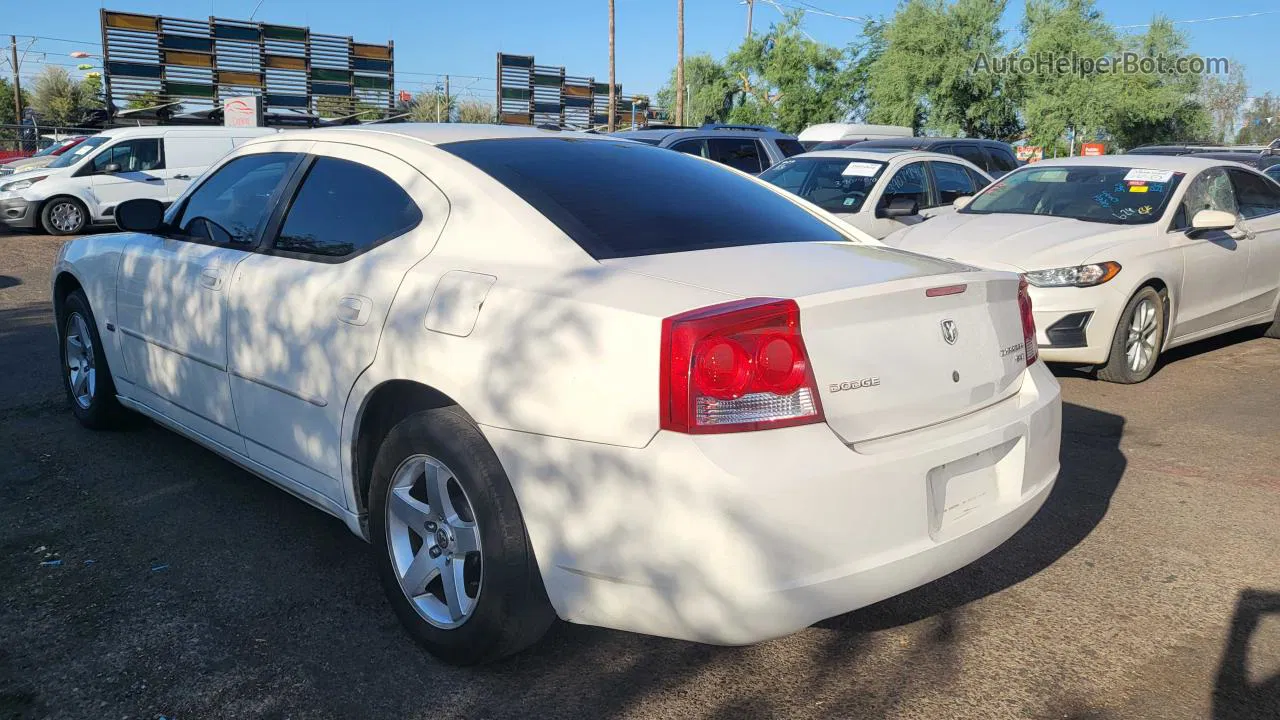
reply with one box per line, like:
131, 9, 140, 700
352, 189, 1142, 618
1125, 298, 1158, 373
385, 454, 483, 629
64, 312, 96, 409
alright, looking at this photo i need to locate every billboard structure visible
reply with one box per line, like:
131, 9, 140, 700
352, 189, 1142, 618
497, 53, 651, 129
100, 9, 394, 124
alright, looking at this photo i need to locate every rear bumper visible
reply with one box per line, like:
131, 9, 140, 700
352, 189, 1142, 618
0, 197, 37, 230
482, 361, 1062, 645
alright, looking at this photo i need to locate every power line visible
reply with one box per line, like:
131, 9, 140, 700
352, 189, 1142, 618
1115, 9, 1280, 29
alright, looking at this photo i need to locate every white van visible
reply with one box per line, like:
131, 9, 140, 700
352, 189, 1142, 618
797, 123, 913, 151
0, 125, 278, 235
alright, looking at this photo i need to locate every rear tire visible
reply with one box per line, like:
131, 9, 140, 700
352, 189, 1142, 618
368, 406, 555, 665
1097, 286, 1165, 384
41, 197, 89, 235
58, 290, 130, 428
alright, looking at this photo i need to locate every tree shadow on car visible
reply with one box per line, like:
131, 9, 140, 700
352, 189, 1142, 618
818, 402, 1125, 634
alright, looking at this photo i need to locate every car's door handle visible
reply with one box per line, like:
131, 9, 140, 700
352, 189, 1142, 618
1226, 228, 1252, 241
144, 176, 163, 182
173, 174, 192, 180
337, 295, 372, 326
199, 267, 224, 290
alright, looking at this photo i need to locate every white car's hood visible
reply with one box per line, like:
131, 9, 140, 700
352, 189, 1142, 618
881, 211, 1146, 271
3, 165, 70, 182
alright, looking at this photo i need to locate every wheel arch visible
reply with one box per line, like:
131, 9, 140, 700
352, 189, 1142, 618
52, 269, 85, 325
348, 379, 472, 536
1130, 276, 1173, 350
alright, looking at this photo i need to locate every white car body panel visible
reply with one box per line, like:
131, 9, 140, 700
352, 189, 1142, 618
883, 155, 1280, 365
54, 124, 1062, 645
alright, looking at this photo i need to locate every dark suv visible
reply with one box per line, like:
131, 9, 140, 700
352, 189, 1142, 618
614, 124, 805, 174
836, 137, 1021, 178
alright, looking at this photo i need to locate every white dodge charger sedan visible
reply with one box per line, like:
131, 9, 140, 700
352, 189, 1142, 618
53, 124, 1061, 664
884, 156, 1280, 382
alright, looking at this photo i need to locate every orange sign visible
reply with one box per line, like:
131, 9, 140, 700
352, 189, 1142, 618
1082, 142, 1105, 156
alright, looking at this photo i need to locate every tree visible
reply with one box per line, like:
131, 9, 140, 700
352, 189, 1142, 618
0, 77, 30, 127
1104, 16, 1211, 148
316, 95, 381, 120
457, 99, 494, 123
865, 0, 1022, 139
125, 91, 183, 115
1198, 63, 1248, 143
406, 91, 456, 122
724, 12, 858, 133
657, 54, 734, 125
30, 67, 98, 125
1236, 94, 1280, 145
1020, 0, 1118, 149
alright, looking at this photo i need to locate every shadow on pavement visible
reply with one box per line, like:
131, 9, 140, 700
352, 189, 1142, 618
1048, 324, 1269, 380
0, 275, 21, 290
821, 402, 1125, 633
1213, 589, 1280, 719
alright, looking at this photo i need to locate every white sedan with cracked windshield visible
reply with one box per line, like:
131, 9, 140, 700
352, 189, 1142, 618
884, 156, 1280, 383
52, 124, 1061, 664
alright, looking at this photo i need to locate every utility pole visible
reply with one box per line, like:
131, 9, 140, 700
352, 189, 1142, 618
443, 74, 450, 122
745, 0, 754, 40
676, 0, 684, 126
608, 0, 617, 132
9, 36, 21, 126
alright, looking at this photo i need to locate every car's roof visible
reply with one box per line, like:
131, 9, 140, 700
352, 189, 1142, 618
1028, 155, 1225, 172
97, 125, 276, 139
273, 122, 603, 146
612, 124, 794, 143
855, 137, 1010, 149
793, 149, 976, 164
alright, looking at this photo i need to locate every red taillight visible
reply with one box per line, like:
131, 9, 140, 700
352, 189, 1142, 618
1018, 277, 1038, 366
660, 298, 825, 434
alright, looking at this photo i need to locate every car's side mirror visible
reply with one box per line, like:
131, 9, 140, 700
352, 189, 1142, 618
100, 162, 121, 175
1190, 209, 1236, 233
115, 198, 166, 233
952, 195, 973, 210
879, 196, 919, 218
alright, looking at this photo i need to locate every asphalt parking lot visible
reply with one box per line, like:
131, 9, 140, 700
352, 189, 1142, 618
1, 229, 1278, 720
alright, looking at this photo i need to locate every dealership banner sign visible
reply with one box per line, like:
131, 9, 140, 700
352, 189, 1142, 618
100, 9, 394, 122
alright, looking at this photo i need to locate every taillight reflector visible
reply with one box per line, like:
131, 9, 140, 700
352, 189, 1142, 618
1018, 277, 1039, 366
925, 284, 967, 297
660, 298, 825, 434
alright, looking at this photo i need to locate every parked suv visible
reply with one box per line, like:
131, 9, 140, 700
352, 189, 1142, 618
847, 137, 1021, 178
0, 125, 277, 235
614, 124, 804, 173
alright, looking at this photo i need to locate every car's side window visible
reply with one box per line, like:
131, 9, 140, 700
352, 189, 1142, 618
931, 162, 976, 204
90, 139, 163, 174
670, 139, 707, 158
707, 138, 765, 173
881, 162, 931, 211
172, 152, 296, 247
270, 156, 422, 259
775, 138, 806, 158
1172, 167, 1238, 231
966, 167, 992, 191
1226, 168, 1280, 219
953, 144, 989, 171
988, 147, 1019, 173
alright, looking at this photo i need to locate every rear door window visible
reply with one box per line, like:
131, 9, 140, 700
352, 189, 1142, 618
987, 146, 1019, 173
931, 162, 977, 204
881, 162, 931, 210
952, 144, 990, 171
775, 138, 806, 158
1226, 168, 1280, 219
440, 138, 848, 259
708, 138, 766, 173
966, 167, 992, 191
669, 138, 706, 158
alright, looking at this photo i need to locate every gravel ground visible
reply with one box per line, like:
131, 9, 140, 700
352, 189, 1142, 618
1, 229, 1277, 720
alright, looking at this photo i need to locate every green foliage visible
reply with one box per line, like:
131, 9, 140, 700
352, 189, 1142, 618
124, 91, 184, 115
725, 12, 858, 134
1198, 63, 1248, 143
1104, 17, 1210, 148
30, 67, 99, 125
1019, 0, 1117, 148
867, 0, 1022, 139
315, 95, 380, 120
657, 54, 734, 125
405, 91, 456, 122
0, 77, 30, 127
1236, 94, 1280, 146
457, 99, 494, 124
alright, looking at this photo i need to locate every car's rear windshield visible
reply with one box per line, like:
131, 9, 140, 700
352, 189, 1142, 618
964, 164, 1184, 224
441, 137, 848, 259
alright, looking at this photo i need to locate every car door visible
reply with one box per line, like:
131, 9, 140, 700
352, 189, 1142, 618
226, 143, 450, 502
669, 138, 707, 158
1166, 167, 1252, 339
707, 137, 768, 173
866, 160, 931, 237
928, 160, 982, 219
1225, 168, 1280, 318
84, 138, 169, 218
985, 145, 1020, 178
114, 150, 302, 455
951, 143, 991, 175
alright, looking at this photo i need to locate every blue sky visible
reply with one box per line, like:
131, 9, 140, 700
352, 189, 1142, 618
6, 0, 1278, 103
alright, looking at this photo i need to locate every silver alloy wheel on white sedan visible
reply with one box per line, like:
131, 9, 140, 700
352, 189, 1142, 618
48, 201, 84, 233
1125, 297, 1159, 373
385, 454, 483, 629
64, 312, 96, 409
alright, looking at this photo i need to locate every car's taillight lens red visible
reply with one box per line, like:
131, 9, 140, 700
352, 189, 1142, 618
661, 298, 824, 434
1018, 277, 1038, 366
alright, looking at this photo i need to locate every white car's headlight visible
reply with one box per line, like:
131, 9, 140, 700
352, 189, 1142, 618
1024, 262, 1121, 288
0, 175, 47, 193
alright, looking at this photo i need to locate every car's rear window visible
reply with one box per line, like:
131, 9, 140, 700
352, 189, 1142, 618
440, 137, 848, 259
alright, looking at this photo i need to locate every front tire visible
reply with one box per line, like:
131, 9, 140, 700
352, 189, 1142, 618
59, 290, 129, 428
41, 197, 89, 235
1264, 304, 1280, 339
368, 407, 555, 665
1097, 286, 1165, 384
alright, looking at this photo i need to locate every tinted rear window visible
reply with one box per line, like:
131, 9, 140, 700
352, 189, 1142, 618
776, 138, 806, 157
441, 138, 847, 259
